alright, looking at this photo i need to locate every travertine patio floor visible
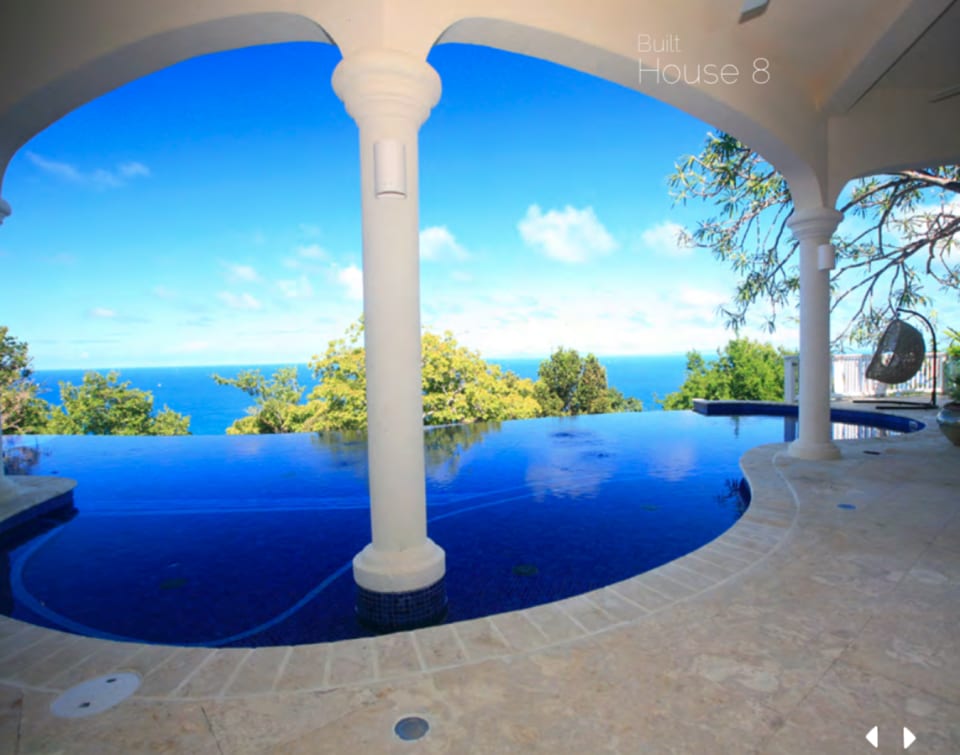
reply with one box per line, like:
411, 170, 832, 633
1, 405, 957, 753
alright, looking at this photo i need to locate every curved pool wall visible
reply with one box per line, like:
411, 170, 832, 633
693, 398, 926, 434
0, 408, 919, 648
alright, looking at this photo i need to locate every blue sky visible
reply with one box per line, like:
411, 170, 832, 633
0, 42, 953, 370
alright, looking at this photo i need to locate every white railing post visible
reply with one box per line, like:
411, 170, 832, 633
784, 355, 799, 402
823, 351, 944, 398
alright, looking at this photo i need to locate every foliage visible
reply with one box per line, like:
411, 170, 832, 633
420, 331, 541, 425
670, 132, 959, 345
945, 327, 960, 362
660, 338, 786, 410
217, 322, 644, 433
534, 348, 643, 415
216, 319, 542, 434
304, 319, 369, 432
47, 371, 190, 435
212, 366, 308, 434
0, 326, 51, 434
945, 327, 960, 402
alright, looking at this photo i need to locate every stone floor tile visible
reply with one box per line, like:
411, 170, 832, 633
327, 637, 376, 686
454, 619, 512, 662
18, 688, 221, 755
224, 647, 290, 696
583, 587, 648, 623
554, 594, 615, 633
374, 632, 422, 678
488, 611, 548, 653
176, 648, 248, 698
45, 640, 154, 691
414, 625, 468, 669
137, 647, 214, 698
522, 603, 585, 644
274, 644, 329, 691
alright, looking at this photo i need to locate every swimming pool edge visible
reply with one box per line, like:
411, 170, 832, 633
0, 438, 803, 702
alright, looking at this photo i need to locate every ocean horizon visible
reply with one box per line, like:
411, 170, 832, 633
31, 354, 693, 435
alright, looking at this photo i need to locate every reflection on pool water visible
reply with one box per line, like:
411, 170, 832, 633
0, 409, 916, 647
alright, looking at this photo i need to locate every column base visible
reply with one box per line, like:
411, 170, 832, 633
788, 438, 842, 460
352, 539, 447, 631
356, 577, 447, 632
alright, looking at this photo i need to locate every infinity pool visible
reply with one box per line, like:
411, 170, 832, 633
0, 409, 918, 646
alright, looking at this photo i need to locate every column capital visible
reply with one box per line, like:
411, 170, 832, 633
332, 49, 441, 128
787, 206, 843, 241
0, 197, 10, 225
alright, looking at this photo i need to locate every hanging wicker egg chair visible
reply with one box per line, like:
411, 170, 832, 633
864, 318, 926, 384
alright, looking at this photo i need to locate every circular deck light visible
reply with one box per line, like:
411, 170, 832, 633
395, 716, 430, 741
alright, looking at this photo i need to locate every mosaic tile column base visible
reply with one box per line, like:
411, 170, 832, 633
356, 577, 447, 632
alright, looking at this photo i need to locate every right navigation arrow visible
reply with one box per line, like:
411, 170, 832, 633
903, 726, 916, 750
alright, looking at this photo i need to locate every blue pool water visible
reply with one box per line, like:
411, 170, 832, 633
0, 410, 916, 647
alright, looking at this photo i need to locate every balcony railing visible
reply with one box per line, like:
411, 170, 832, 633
783, 353, 948, 403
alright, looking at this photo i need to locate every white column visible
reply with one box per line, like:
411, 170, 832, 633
787, 207, 843, 460
0, 198, 18, 502
0, 411, 21, 503
332, 50, 445, 623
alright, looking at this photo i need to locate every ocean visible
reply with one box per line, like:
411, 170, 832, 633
31, 354, 691, 435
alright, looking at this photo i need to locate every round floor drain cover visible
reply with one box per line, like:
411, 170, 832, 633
395, 716, 430, 741
51, 672, 141, 718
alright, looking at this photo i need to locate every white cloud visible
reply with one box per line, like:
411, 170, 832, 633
89, 307, 116, 318
640, 220, 692, 257
118, 161, 150, 178
284, 244, 329, 270
224, 263, 260, 283
420, 279, 798, 359
152, 285, 177, 299
217, 292, 262, 310
420, 226, 469, 261
276, 275, 314, 300
337, 265, 364, 301
518, 204, 618, 263
26, 151, 151, 190
297, 244, 327, 260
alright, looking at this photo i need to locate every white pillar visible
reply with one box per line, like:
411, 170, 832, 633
0, 413, 21, 503
332, 50, 446, 628
0, 198, 18, 502
787, 207, 843, 460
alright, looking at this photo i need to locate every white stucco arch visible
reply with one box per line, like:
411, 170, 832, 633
0, 9, 336, 197
433, 14, 829, 209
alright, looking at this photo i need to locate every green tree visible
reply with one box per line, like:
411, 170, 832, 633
420, 331, 540, 425
216, 319, 542, 433
535, 347, 582, 414
534, 348, 643, 415
212, 366, 308, 434
660, 338, 786, 410
0, 326, 51, 434
47, 371, 190, 435
670, 132, 959, 344
305, 319, 368, 432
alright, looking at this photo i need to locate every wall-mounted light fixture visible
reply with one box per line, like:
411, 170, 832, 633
817, 243, 836, 270
739, 0, 769, 23
374, 140, 406, 198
